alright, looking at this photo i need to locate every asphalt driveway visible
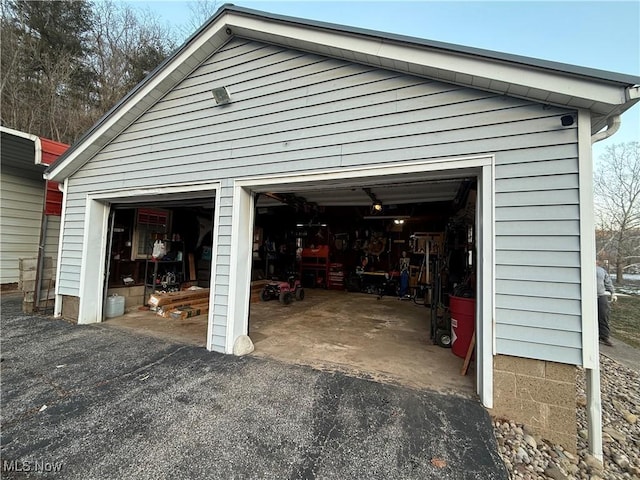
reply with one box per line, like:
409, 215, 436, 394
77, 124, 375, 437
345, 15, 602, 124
0, 294, 507, 479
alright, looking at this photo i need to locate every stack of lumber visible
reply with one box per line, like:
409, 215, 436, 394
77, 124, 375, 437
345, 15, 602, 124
147, 288, 210, 319
169, 304, 208, 320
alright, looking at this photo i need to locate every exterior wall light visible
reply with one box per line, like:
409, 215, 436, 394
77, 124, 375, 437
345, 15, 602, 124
212, 86, 231, 105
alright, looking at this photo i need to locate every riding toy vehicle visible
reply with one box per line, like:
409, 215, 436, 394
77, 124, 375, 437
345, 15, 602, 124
260, 276, 305, 305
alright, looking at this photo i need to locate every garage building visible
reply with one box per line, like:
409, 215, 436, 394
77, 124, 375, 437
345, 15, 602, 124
44, 5, 640, 456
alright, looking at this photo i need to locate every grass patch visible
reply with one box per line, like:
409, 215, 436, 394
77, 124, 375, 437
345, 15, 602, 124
610, 294, 640, 349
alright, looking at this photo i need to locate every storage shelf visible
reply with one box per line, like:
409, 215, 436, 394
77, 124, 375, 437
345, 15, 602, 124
143, 242, 186, 300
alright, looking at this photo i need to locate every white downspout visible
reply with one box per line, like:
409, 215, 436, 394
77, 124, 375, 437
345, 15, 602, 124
591, 114, 621, 144
53, 179, 68, 318
579, 109, 604, 463
592, 86, 640, 144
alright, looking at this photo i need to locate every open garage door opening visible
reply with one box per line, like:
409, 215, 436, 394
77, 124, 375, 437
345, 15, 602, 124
247, 172, 480, 397
102, 194, 215, 347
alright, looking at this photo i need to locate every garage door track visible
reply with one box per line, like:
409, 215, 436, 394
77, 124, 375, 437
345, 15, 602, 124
0, 295, 507, 479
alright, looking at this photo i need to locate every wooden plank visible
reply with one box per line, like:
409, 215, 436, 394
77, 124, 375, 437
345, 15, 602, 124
158, 300, 210, 318
169, 304, 209, 320
151, 295, 210, 312
159, 298, 210, 311
461, 331, 475, 376
147, 288, 210, 307
188, 253, 197, 281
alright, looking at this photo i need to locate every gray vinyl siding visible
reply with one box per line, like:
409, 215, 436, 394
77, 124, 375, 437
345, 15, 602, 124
0, 173, 44, 284
494, 140, 581, 364
44, 215, 60, 264
61, 39, 582, 362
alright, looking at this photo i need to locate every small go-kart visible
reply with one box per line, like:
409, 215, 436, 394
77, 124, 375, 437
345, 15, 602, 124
260, 276, 305, 305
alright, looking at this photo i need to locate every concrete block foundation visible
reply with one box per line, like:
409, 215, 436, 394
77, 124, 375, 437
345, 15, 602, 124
19, 257, 55, 313
61, 295, 79, 323
491, 354, 577, 453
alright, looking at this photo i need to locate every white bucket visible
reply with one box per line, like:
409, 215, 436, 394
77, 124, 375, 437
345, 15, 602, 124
105, 294, 125, 318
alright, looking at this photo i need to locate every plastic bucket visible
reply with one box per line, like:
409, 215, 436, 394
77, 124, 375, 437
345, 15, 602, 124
450, 296, 475, 358
105, 294, 125, 318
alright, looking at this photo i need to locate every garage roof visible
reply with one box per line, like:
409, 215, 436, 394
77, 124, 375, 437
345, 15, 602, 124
44, 4, 640, 183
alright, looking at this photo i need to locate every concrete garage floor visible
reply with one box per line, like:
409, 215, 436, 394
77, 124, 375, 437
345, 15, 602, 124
106, 289, 475, 397
105, 288, 476, 398
250, 289, 476, 398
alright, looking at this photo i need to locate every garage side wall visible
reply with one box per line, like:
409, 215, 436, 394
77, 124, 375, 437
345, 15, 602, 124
0, 172, 45, 285
60, 39, 581, 361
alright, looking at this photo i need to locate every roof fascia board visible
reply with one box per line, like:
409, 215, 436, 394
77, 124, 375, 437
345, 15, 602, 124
0, 126, 42, 165
228, 15, 631, 106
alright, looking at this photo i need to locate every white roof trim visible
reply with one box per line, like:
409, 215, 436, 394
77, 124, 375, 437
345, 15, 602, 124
1, 126, 42, 166
44, 5, 640, 182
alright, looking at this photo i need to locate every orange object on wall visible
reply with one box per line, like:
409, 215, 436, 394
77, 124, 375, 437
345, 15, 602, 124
40, 137, 69, 216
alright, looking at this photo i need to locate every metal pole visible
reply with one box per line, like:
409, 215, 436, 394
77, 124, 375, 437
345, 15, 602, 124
34, 210, 49, 312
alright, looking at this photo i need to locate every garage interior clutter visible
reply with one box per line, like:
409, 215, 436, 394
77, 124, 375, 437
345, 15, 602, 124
106, 177, 478, 367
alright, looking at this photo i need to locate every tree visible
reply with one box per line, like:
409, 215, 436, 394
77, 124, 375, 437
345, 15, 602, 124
1, 0, 95, 142
88, 1, 176, 118
181, 0, 219, 37
1, 0, 176, 144
594, 141, 640, 282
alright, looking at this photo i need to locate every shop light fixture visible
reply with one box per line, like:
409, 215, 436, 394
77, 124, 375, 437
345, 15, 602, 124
363, 188, 383, 213
363, 215, 410, 221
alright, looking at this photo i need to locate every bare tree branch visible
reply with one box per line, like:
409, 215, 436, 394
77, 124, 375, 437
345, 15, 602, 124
594, 141, 640, 282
